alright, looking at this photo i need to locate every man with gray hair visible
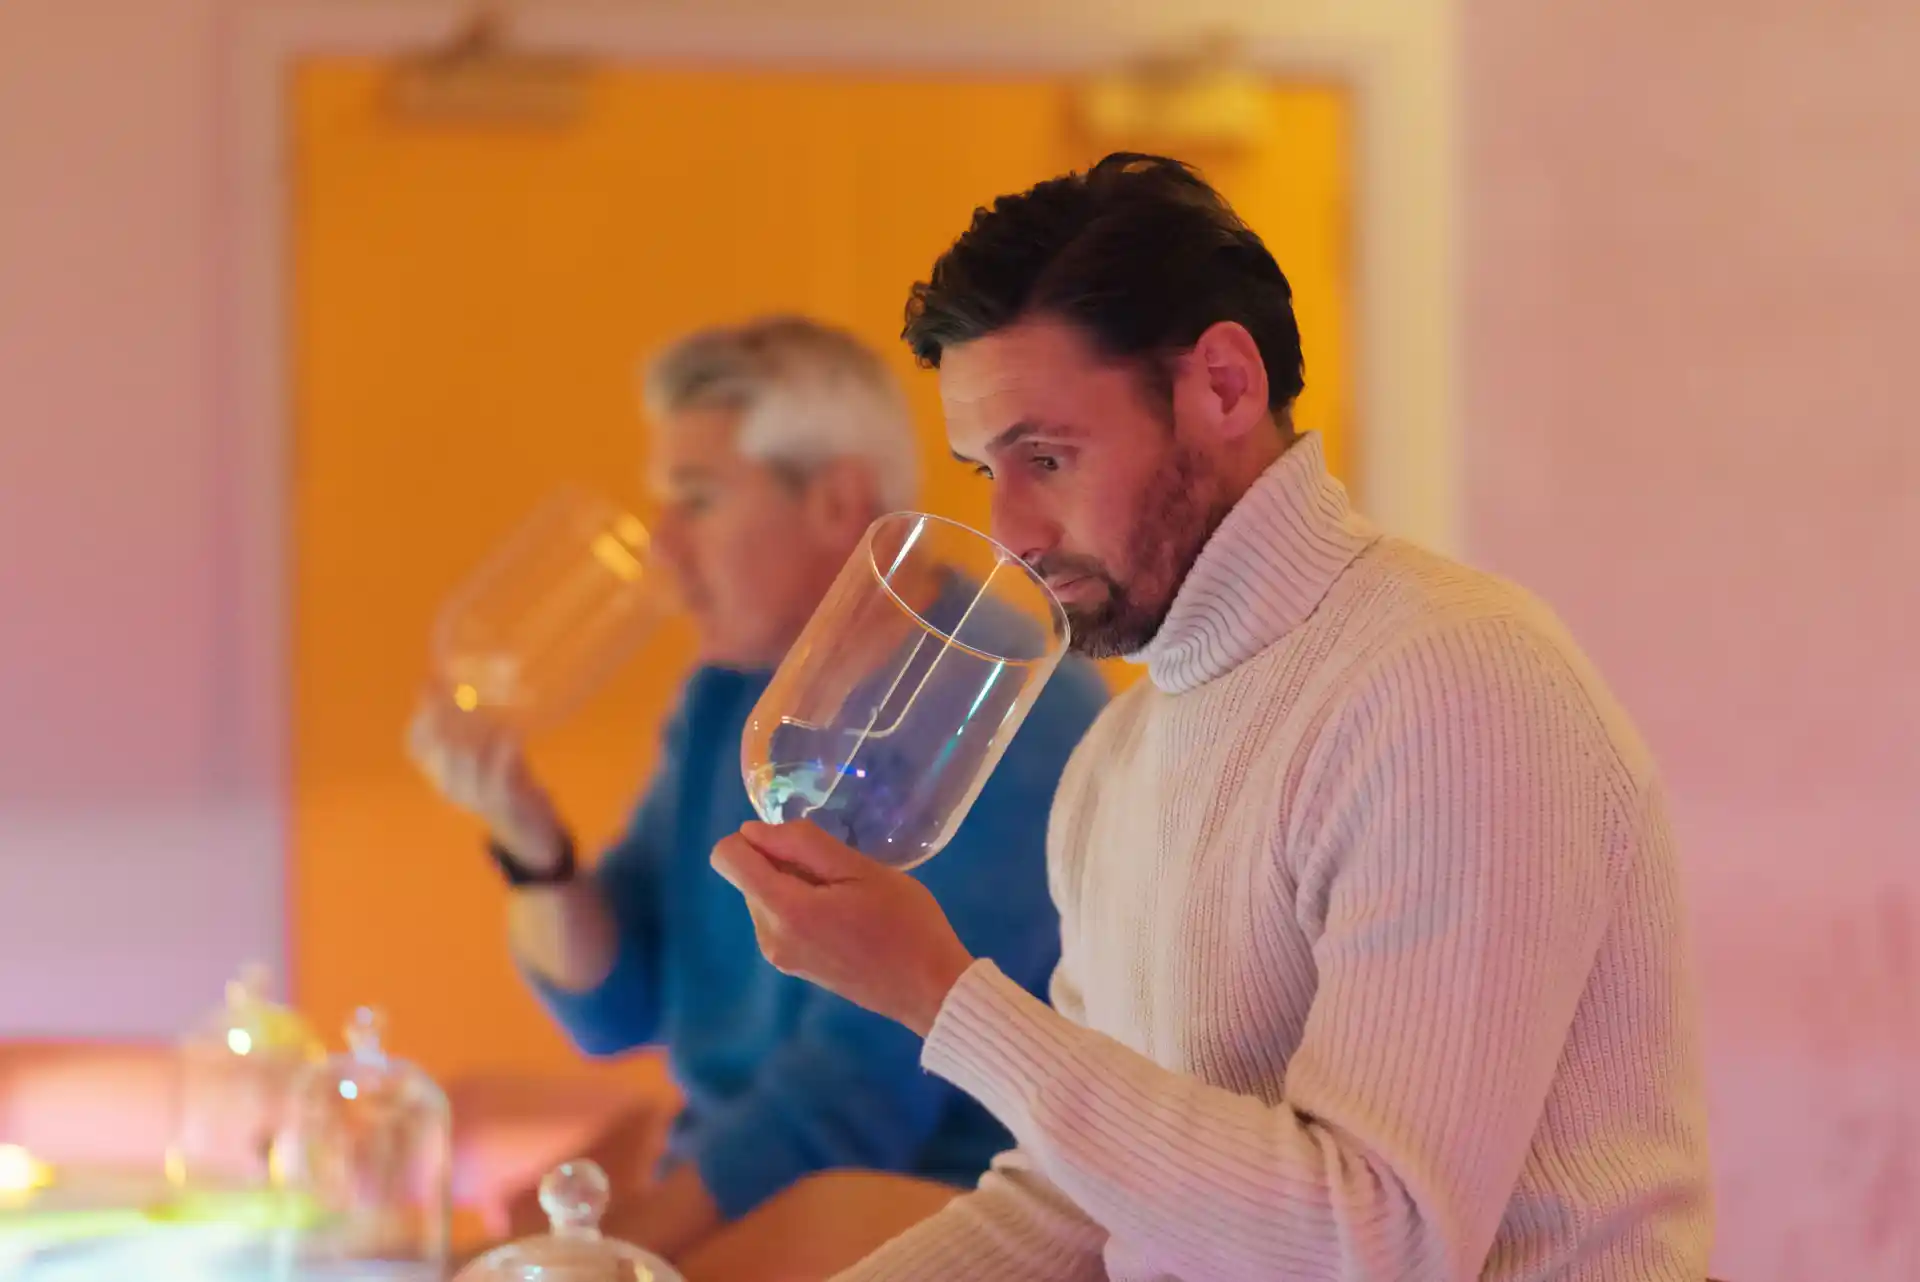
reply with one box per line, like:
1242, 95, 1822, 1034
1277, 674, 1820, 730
410, 316, 1108, 1278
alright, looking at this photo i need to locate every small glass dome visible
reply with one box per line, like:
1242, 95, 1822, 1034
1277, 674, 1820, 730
168, 962, 324, 1195
273, 1007, 452, 1280
453, 1159, 684, 1282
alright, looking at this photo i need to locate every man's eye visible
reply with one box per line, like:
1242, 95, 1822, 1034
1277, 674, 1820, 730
1031, 454, 1060, 473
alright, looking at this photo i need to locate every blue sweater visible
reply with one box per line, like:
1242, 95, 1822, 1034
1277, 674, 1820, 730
530, 658, 1108, 1218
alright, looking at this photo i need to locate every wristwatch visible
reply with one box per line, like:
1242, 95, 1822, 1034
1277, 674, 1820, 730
486, 831, 578, 887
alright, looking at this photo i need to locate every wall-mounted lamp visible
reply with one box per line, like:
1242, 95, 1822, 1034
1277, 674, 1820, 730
1074, 32, 1271, 156
382, 2, 591, 128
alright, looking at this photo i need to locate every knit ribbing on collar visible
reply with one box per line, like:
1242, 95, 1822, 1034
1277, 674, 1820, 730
1131, 433, 1379, 694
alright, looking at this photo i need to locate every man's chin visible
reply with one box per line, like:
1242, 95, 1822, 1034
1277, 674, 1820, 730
694, 628, 788, 673
691, 627, 744, 667
1064, 601, 1167, 661
699, 647, 773, 673
1066, 620, 1146, 662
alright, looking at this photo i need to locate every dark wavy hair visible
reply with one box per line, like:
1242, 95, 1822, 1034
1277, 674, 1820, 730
902, 153, 1304, 412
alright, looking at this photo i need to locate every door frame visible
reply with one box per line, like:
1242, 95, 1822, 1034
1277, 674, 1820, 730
218, 0, 1459, 980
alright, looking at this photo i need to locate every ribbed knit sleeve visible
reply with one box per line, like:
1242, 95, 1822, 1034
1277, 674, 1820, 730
829, 931, 1110, 1281
867, 615, 1637, 1282
826, 1142, 1110, 1281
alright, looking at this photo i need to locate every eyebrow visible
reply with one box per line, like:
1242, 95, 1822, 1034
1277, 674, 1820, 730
950, 420, 1076, 466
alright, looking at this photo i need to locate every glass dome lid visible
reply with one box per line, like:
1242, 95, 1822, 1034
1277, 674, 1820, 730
274, 1007, 452, 1279
453, 1159, 684, 1282
167, 962, 323, 1196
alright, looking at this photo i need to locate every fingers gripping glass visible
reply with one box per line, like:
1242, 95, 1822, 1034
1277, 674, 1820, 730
741, 513, 1070, 870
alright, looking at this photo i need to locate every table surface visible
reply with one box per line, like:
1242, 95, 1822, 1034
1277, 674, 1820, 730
0, 1170, 473, 1281
7, 1230, 453, 1282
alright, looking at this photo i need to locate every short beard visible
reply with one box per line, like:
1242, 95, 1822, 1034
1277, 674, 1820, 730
1041, 443, 1233, 661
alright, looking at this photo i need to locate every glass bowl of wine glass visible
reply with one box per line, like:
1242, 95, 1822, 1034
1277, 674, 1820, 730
432, 488, 670, 733
740, 511, 1069, 871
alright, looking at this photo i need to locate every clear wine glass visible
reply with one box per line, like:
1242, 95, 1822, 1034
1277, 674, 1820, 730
431, 488, 671, 731
741, 512, 1069, 870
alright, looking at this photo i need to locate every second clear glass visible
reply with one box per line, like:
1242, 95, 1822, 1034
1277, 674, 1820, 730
432, 488, 671, 732
740, 512, 1069, 870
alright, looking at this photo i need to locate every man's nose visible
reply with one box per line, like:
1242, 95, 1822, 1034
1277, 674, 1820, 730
989, 484, 1058, 569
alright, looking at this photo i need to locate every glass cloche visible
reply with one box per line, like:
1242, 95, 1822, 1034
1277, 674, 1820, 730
454, 1159, 684, 1282
168, 962, 324, 1197
273, 1007, 452, 1280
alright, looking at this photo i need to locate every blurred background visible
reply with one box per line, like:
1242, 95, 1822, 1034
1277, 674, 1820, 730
0, 1, 1915, 1278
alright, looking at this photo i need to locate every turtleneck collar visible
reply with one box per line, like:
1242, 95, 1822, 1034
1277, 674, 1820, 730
1130, 432, 1379, 695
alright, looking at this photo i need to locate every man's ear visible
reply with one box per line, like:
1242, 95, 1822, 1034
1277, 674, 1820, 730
801, 457, 883, 543
1177, 320, 1271, 443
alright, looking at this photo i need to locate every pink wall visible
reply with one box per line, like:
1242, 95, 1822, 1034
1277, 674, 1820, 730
5, 0, 1919, 1272
0, 0, 283, 1036
1464, 3, 1920, 1278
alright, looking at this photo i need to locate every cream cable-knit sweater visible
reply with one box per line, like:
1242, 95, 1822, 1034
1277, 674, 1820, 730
836, 434, 1712, 1282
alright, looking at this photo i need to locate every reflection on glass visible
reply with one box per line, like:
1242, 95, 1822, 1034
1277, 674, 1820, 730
741, 512, 1069, 870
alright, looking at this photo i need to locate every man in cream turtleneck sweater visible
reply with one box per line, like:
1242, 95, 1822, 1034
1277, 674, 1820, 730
711, 154, 1714, 1282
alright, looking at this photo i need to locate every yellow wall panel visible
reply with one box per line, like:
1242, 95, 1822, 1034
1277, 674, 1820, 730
291, 62, 1350, 1077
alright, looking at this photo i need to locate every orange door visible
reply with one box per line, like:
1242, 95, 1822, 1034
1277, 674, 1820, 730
292, 61, 1351, 1078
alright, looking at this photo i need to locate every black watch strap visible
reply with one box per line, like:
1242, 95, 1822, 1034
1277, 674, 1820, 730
487, 831, 578, 887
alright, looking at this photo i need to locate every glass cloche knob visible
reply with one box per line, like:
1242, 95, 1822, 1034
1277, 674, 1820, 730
539, 1160, 611, 1236
453, 1159, 682, 1281
345, 1005, 390, 1066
